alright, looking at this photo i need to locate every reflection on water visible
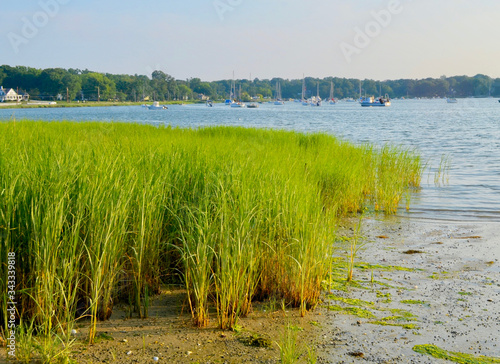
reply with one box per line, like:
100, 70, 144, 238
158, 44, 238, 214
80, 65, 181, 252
1, 98, 499, 221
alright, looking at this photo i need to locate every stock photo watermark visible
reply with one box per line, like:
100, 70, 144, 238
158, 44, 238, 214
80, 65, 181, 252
340, 0, 405, 63
6, 251, 17, 359
7, 0, 71, 54
213, 0, 243, 21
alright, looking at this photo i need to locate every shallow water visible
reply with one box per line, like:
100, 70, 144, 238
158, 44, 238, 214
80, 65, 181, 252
1, 98, 499, 221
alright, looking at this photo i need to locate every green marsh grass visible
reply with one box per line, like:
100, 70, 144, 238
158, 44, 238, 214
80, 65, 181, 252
0, 121, 422, 360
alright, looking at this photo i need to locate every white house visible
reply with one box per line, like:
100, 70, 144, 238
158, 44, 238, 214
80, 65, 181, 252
0, 86, 23, 102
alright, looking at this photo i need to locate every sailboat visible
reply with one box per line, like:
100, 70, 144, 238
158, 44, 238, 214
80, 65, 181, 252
225, 72, 236, 105
301, 76, 309, 106
310, 83, 321, 106
329, 81, 336, 104
231, 83, 246, 108
274, 82, 284, 105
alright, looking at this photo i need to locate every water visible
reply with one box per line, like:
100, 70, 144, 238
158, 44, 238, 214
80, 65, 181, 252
2, 98, 499, 221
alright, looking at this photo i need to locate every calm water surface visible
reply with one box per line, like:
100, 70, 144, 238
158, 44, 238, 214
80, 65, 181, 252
2, 99, 499, 221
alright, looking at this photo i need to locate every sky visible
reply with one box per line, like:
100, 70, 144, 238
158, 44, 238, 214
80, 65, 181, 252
1, 0, 499, 82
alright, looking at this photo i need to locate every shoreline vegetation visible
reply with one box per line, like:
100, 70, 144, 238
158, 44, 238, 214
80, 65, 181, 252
0, 100, 202, 109
1, 65, 498, 103
0, 121, 423, 362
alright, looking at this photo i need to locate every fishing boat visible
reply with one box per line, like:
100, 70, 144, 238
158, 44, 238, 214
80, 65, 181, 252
360, 95, 391, 107
147, 101, 167, 110
446, 98, 458, 103
274, 82, 284, 105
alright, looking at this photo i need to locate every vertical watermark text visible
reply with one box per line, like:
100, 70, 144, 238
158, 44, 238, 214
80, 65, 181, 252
6, 251, 17, 359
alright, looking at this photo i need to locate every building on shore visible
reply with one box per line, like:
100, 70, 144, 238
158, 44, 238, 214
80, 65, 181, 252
0, 86, 29, 102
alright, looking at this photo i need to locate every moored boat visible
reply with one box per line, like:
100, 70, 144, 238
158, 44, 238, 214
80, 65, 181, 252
310, 83, 322, 106
360, 95, 391, 107
147, 101, 167, 110
329, 81, 336, 104
446, 98, 458, 103
230, 101, 246, 108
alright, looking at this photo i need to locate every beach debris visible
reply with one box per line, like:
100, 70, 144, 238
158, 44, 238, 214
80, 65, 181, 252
120, 339, 128, 343
377, 235, 389, 239
348, 351, 364, 357
70, 329, 77, 336
403, 250, 424, 254
186, 351, 193, 356
451, 235, 481, 239
126, 351, 133, 355
153, 356, 159, 361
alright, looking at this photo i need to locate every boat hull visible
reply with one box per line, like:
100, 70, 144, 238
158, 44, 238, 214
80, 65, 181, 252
360, 101, 391, 107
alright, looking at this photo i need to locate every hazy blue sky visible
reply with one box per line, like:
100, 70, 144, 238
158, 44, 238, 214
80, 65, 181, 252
1, 0, 499, 81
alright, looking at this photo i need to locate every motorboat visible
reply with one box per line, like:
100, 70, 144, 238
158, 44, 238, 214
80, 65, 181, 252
206, 100, 213, 107
147, 101, 167, 110
446, 98, 458, 103
247, 103, 259, 108
360, 95, 391, 107
230, 101, 246, 108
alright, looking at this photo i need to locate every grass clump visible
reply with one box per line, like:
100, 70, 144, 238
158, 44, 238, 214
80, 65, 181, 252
0, 121, 423, 360
413, 344, 500, 363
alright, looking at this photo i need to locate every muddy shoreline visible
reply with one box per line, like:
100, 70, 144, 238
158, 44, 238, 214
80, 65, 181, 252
69, 217, 500, 363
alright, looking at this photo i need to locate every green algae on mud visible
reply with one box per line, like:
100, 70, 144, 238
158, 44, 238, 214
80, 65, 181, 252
413, 344, 500, 363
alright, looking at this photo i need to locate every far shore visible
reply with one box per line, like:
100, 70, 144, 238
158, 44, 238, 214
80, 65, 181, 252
0, 100, 208, 109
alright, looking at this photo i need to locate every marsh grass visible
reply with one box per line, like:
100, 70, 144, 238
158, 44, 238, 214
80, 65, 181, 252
0, 121, 422, 359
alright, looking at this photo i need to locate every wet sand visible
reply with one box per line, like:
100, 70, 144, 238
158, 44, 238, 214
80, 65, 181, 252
319, 217, 500, 363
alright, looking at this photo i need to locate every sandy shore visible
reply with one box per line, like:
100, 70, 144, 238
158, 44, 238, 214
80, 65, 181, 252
69, 217, 499, 363
316, 217, 500, 363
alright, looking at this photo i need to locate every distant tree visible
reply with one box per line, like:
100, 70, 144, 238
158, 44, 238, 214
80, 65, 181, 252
81, 72, 116, 101
39, 68, 81, 100
176, 84, 192, 100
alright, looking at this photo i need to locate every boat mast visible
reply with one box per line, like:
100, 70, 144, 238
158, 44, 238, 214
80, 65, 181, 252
231, 71, 235, 100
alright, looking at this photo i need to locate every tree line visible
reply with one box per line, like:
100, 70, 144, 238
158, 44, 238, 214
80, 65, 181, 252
1, 65, 499, 102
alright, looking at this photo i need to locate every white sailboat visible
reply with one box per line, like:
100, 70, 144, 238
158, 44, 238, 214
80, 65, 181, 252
301, 76, 309, 106
231, 83, 246, 108
225, 72, 236, 105
329, 81, 336, 104
310, 83, 321, 106
274, 82, 284, 105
